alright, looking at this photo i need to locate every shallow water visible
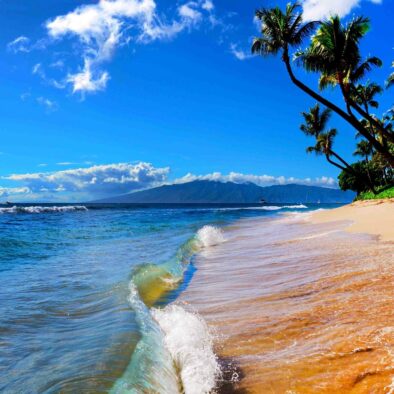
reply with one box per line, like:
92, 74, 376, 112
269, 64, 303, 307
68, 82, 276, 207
180, 212, 394, 393
0, 203, 317, 393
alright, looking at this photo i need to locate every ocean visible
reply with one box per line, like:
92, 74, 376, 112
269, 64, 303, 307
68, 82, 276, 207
0, 202, 327, 393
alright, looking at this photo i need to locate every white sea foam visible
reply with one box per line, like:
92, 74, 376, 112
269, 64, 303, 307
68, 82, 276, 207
216, 204, 308, 211
196, 225, 225, 247
152, 305, 220, 394
0, 205, 88, 214
252, 204, 308, 210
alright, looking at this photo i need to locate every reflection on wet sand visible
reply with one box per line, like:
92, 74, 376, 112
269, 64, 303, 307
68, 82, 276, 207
179, 213, 394, 393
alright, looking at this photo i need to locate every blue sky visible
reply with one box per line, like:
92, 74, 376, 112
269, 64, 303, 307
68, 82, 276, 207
0, 0, 393, 201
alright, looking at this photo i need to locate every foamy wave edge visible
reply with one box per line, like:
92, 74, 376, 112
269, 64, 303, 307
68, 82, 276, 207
153, 305, 220, 394
216, 204, 308, 211
196, 225, 225, 247
112, 225, 225, 394
0, 205, 88, 214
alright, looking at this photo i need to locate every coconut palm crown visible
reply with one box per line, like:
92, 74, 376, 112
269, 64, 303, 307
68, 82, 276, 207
306, 129, 337, 156
351, 81, 382, 112
252, 2, 318, 61
295, 15, 382, 91
300, 104, 331, 136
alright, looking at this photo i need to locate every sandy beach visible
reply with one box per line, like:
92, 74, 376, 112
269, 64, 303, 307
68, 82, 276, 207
312, 199, 394, 242
179, 201, 394, 393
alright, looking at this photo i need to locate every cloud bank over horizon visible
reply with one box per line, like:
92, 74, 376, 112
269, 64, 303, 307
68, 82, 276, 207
1, 161, 337, 202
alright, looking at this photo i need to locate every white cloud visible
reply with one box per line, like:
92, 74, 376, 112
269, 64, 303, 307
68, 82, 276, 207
302, 0, 382, 21
7, 36, 31, 53
32, 63, 41, 74
37, 96, 58, 111
45, 0, 216, 94
173, 171, 337, 188
3, 162, 170, 198
0, 186, 31, 198
50, 60, 65, 69
20, 92, 31, 101
32, 62, 66, 89
178, 3, 202, 21
230, 43, 253, 60
202, 1, 214, 11
67, 60, 109, 93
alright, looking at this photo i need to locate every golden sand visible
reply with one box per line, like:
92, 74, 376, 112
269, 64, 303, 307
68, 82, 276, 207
179, 201, 394, 393
312, 199, 394, 242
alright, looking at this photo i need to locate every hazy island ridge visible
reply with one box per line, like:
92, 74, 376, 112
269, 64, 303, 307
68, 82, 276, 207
92, 180, 355, 204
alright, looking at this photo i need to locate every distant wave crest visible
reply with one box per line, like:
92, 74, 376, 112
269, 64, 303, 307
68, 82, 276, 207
215, 204, 308, 212
0, 205, 88, 214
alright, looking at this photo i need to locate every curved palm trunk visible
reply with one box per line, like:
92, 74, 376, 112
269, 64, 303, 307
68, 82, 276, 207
282, 52, 394, 166
330, 151, 354, 170
349, 100, 394, 144
325, 154, 348, 172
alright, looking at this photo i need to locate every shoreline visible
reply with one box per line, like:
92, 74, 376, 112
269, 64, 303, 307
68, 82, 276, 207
311, 199, 394, 242
179, 202, 394, 392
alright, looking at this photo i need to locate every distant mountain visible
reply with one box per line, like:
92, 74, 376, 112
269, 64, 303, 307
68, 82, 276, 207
93, 180, 355, 204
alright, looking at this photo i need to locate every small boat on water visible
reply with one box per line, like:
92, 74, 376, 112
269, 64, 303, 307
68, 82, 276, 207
5, 201, 13, 206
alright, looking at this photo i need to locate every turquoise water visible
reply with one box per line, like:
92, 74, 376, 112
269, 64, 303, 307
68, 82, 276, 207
0, 203, 321, 393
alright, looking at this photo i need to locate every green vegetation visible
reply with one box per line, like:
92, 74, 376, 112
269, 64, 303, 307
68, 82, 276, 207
356, 186, 394, 200
252, 2, 393, 198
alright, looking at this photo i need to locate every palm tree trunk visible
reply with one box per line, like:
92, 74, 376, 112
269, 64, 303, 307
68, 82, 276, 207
364, 158, 375, 193
330, 151, 354, 170
337, 78, 393, 144
281, 52, 394, 166
325, 154, 348, 172
349, 101, 394, 144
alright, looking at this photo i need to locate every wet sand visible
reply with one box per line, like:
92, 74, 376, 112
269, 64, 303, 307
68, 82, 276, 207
179, 202, 394, 393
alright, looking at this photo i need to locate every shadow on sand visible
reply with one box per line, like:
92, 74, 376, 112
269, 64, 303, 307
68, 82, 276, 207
216, 356, 248, 394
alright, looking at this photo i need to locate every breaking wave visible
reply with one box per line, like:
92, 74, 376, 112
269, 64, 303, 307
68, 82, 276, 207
112, 225, 225, 393
0, 205, 88, 214
153, 305, 220, 394
196, 225, 225, 247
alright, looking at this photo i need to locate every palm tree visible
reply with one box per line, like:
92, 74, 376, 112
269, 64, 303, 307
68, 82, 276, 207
252, 5, 394, 165
354, 140, 373, 162
351, 82, 382, 114
300, 104, 331, 136
295, 15, 393, 146
387, 62, 394, 88
354, 139, 376, 189
301, 104, 376, 192
296, 16, 376, 89
306, 129, 352, 171
301, 105, 354, 172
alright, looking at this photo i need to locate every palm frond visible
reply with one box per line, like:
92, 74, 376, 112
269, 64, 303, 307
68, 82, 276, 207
351, 56, 382, 83
386, 62, 394, 88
